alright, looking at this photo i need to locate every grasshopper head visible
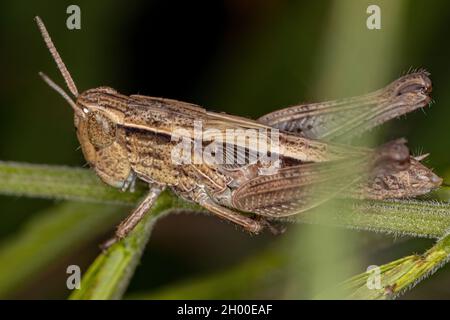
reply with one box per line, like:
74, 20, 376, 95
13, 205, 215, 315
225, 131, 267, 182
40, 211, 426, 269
36, 17, 133, 190
72, 87, 132, 189
366, 157, 442, 199
362, 139, 441, 199
73, 87, 127, 158
75, 88, 121, 151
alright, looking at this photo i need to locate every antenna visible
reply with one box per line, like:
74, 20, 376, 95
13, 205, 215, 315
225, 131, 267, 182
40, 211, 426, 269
35, 16, 79, 97
38, 72, 83, 117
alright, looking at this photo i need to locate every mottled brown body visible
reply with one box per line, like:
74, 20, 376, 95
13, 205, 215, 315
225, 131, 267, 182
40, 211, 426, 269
75, 89, 360, 190
35, 17, 442, 242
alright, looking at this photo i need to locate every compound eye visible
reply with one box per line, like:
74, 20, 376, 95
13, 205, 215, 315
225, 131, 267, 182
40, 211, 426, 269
87, 112, 116, 148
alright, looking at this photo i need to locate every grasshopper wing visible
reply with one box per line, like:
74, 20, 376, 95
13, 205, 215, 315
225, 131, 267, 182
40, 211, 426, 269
258, 71, 432, 141
231, 160, 366, 217
231, 138, 415, 217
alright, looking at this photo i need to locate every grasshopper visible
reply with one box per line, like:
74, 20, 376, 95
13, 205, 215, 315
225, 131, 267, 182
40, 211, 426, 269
35, 17, 442, 243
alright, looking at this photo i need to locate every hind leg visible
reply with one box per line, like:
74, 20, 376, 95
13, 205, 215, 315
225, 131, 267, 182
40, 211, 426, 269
193, 188, 265, 234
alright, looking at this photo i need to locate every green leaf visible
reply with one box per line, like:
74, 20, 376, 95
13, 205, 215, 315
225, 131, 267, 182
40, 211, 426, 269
0, 202, 124, 298
128, 248, 286, 300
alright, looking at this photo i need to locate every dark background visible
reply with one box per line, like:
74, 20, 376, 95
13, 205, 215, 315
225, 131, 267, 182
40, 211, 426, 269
1, 0, 450, 299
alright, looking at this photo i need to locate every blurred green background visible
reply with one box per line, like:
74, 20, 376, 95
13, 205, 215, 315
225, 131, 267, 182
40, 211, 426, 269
1, 0, 450, 299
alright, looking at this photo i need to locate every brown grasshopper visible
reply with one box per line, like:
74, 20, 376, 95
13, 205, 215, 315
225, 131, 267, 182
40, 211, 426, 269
35, 17, 442, 243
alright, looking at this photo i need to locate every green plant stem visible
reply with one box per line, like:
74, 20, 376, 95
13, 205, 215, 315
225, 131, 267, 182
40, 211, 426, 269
68, 191, 200, 300
0, 161, 144, 205
1, 161, 450, 239
335, 230, 450, 299
296, 199, 450, 238
2, 161, 450, 299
